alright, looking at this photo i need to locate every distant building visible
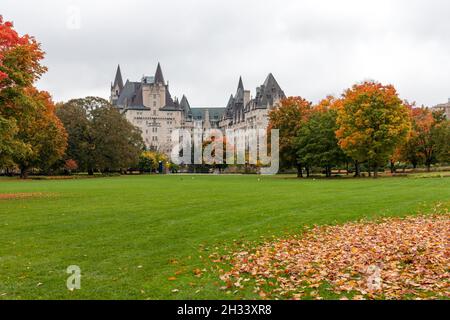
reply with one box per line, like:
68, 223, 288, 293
432, 98, 450, 119
219, 74, 286, 130
110, 63, 285, 153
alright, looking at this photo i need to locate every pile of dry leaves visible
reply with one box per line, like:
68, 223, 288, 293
0, 192, 48, 200
218, 213, 449, 300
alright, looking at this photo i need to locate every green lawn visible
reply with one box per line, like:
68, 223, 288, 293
0, 175, 449, 300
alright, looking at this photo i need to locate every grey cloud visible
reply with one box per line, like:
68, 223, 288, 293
2, 0, 450, 107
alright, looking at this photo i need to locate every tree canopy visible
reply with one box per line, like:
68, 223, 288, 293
336, 81, 411, 177
296, 97, 347, 177
56, 97, 144, 174
0, 16, 67, 177
268, 96, 312, 176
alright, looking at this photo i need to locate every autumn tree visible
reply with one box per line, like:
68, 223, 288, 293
296, 96, 347, 177
11, 89, 67, 178
432, 117, 450, 164
64, 159, 78, 174
201, 135, 231, 173
268, 96, 312, 177
57, 97, 144, 175
138, 150, 169, 173
0, 16, 46, 92
0, 17, 67, 176
404, 107, 450, 171
336, 81, 410, 178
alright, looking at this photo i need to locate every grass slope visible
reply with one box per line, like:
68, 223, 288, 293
0, 175, 448, 299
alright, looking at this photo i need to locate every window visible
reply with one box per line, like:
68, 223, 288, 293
153, 101, 156, 107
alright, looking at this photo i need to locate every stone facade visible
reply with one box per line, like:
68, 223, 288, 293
432, 99, 450, 119
110, 63, 285, 154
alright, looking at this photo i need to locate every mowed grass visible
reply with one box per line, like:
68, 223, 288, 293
0, 175, 449, 300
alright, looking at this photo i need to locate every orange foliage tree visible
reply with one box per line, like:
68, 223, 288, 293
0, 16, 66, 176
268, 97, 312, 177
336, 81, 411, 177
403, 106, 449, 171
13, 88, 67, 178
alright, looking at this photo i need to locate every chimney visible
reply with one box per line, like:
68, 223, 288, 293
244, 90, 251, 106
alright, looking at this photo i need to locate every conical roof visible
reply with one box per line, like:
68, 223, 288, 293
113, 65, 124, 90
154, 62, 165, 84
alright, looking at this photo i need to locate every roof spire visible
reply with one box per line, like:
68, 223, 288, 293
237, 76, 244, 91
155, 62, 165, 84
113, 64, 124, 90
180, 95, 192, 114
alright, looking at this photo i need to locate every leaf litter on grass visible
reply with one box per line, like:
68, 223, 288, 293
215, 211, 449, 300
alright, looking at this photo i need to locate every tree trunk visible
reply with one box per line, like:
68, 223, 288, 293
306, 166, 310, 178
296, 163, 303, 178
346, 162, 349, 176
20, 167, 29, 179
354, 161, 361, 177
373, 165, 379, 178
390, 161, 396, 174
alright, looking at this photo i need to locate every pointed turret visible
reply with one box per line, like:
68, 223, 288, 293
254, 73, 286, 109
237, 76, 244, 91
111, 64, 124, 105
180, 95, 191, 113
235, 76, 245, 104
224, 94, 234, 119
113, 65, 124, 91
154, 62, 165, 84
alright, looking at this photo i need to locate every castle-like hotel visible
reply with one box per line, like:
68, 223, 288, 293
110, 63, 285, 153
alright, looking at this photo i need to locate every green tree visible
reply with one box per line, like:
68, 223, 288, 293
55, 99, 94, 174
0, 116, 26, 169
431, 111, 450, 165
296, 97, 347, 177
57, 97, 144, 175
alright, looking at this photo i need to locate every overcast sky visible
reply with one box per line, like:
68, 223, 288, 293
3, 0, 450, 107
